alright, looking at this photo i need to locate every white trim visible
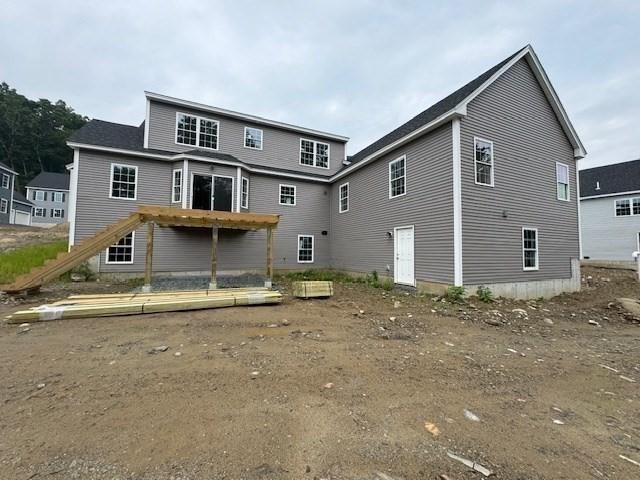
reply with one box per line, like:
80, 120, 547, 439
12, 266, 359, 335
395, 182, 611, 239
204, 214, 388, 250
580, 189, 640, 200
108, 163, 138, 200
243, 126, 263, 150
555, 162, 570, 201
452, 118, 463, 286
9, 174, 15, 220
0, 163, 18, 175
241, 176, 249, 209
297, 234, 314, 263
175, 111, 220, 151
181, 159, 189, 208
393, 225, 416, 287
24, 186, 69, 192
105, 231, 135, 265
171, 168, 183, 203
143, 98, 150, 149
522, 227, 539, 271
279, 184, 297, 206
299, 138, 330, 169
473, 137, 494, 187
0, 198, 7, 214
189, 173, 235, 211
1, 173, 9, 189
145, 91, 349, 142
235, 167, 241, 212
338, 182, 349, 213
388, 155, 407, 199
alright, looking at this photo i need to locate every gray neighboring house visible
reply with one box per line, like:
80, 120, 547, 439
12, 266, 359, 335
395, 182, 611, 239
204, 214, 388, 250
67, 44, 586, 298
0, 161, 18, 224
25, 172, 70, 227
580, 159, 640, 267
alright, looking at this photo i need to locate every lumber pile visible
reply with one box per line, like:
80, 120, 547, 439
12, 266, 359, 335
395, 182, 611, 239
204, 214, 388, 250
5, 287, 282, 323
292, 281, 334, 298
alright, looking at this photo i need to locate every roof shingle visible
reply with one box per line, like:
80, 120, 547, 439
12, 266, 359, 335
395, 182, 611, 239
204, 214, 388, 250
27, 171, 70, 190
580, 159, 640, 198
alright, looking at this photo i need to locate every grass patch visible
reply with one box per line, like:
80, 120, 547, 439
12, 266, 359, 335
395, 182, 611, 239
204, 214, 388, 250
0, 240, 68, 284
278, 269, 394, 291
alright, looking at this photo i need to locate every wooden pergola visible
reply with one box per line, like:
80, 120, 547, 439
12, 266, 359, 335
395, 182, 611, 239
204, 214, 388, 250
137, 206, 280, 291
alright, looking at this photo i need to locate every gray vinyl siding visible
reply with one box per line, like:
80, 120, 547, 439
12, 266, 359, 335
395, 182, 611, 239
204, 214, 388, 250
330, 124, 454, 284
581, 195, 640, 261
26, 187, 69, 225
147, 101, 345, 176
0, 169, 13, 224
460, 58, 579, 284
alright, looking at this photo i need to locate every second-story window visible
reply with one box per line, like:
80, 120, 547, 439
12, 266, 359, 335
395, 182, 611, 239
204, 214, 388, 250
556, 163, 570, 201
389, 156, 406, 198
53, 191, 65, 203
279, 184, 296, 206
34, 190, 46, 201
241, 177, 249, 208
1, 173, 9, 189
244, 127, 263, 150
176, 113, 219, 150
300, 139, 330, 169
176, 114, 197, 146
172, 169, 182, 203
474, 137, 494, 186
339, 182, 349, 213
110, 163, 137, 200
615, 198, 640, 217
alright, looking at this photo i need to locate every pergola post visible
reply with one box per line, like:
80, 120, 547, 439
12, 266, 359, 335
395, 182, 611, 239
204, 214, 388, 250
265, 227, 273, 288
142, 222, 155, 293
209, 227, 218, 290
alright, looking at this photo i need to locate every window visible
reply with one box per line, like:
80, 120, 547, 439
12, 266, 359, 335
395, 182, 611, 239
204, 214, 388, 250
244, 127, 263, 150
35, 190, 45, 202
241, 177, 249, 209
0, 198, 7, 214
34, 207, 46, 217
297, 235, 314, 263
1, 173, 9, 189
51, 208, 64, 218
53, 191, 65, 203
106, 232, 135, 264
339, 182, 349, 213
300, 139, 329, 169
176, 113, 219, 149
556, 163, 569, 201
279, 184, 296, 206
615, 198, 640, 217
389, 156, 406, 198
474, 138, 494, 186
110, 164, 137, 200
522, 228, 539, 271
172, 169, 182, 203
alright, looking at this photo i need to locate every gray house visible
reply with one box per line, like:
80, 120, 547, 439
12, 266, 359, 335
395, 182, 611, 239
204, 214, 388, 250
26, 172, 70, 227
580, 159, 640, 267
67, 45, 585, 298
0, 161, 18, 225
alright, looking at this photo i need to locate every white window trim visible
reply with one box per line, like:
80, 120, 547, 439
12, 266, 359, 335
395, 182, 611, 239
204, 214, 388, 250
52, 208, 63, 218
299, 138, 330, 169
388, 155, 407, 199
522, 227, 539, 271
614, 197, 640, 217
33, 207, 46, 217
1, 173, 9, 189
172, 168, 183, 203
0, 198, 7, 213
297, 234, 314, 264
109, 163, 138, 201
279, 183, 297, 206
175, 112, 220, 151
105, 231, 135, 265
241, 176, 249, 209
556, 162, 570, 201
244, 126, 263, 151
474, 137, 495, 187
35, 190, 45, 202
339, 182, 349, 213
53, 191, 64, 203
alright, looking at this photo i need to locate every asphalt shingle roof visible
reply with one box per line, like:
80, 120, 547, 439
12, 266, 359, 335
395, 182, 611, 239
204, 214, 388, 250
27, 171, 70, 190
12, 190, 34, 206
580, 159, 640, 198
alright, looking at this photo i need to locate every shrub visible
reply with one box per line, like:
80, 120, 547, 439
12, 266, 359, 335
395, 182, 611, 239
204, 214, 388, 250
476, 285, 493, 303
445, 285, 466, 303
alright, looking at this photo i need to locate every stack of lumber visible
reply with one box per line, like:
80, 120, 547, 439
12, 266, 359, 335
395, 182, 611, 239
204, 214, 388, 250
5, 287, 282, 323
292, 281, 334, 298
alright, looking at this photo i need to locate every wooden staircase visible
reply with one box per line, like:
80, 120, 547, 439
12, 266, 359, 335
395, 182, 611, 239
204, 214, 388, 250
1, 212, 143, 293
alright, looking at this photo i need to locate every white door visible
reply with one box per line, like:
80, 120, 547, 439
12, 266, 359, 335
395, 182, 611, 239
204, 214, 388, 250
394, 226, 415, 285
12, 210, 31, 226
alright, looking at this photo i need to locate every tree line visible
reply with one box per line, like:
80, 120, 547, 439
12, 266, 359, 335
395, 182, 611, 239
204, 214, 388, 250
0, 82, 88, 188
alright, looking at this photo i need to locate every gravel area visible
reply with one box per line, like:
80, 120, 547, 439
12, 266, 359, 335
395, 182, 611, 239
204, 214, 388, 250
132, 273, 268, 292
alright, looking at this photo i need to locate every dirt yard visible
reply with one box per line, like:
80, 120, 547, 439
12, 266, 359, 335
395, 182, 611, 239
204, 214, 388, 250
0, 223, 69, 252
0, 267, 638, 479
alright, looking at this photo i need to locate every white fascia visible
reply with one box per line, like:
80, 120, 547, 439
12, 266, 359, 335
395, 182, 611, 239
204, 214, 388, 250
452, 118, 463, 286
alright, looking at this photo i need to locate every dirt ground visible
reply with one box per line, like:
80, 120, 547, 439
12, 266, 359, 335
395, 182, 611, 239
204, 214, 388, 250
0, 267, 638, 480
0, 223, 69, 252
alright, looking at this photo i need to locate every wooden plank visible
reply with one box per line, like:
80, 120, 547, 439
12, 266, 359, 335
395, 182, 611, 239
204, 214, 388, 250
65, 287, 268, 301
144, 222, 155, 288
292, 281, 334, 298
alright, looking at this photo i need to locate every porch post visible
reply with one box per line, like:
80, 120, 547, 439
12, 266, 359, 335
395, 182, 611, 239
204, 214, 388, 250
265, 227, 273, 288
209, 227, 218, 289
142, 222, 154, 293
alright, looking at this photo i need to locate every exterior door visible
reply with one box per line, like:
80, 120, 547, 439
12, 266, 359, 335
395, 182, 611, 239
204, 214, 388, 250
13, 210, 31, 226
394, 226, 415, 285
213, 176, 233, 212
192, 174, 212, 210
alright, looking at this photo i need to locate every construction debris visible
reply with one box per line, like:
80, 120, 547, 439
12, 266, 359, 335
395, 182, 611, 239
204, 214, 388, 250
424, 421, 440, 437
446, 451, 494, 477
292, 281, 334, 298
619, 454, 640, 467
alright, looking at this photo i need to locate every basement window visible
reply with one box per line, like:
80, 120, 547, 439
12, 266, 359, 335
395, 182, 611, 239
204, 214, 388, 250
522, 228, 539, 271
110, 164, 137, 200
474, 138, 494, 186
339, 182, 349, 213
389, 156, 406, 198
106, 232, 135, 264
297, 235, 314, 263
172, 169, 182, 203
556, 163, 570, 201
300, 139, 329, 169
279, 184, 296, 206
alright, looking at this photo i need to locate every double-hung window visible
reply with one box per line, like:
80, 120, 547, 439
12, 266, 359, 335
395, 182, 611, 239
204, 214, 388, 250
279, 184, 296, 206
35, 190, 45, 202
615, 197, 640, 217
339, 182, 349, 213
300, 139, 329, 169
0, 198, 7, 214
1, 173, 9, 189
241, 177, 249, 209
389, 156, 406, 198
474, 138, 494, 186
51, 208, 64, 218
176, 113, 219, 150
244, 127, 263, 150
172, 169, 182, 203
33, 207, 46, 217
556, 163, 570, 201
106, 232, 135, 264
110, 164, 137, 200
522, 228, 539, 271
53, 191, 65, 203
297, 235, 314, 263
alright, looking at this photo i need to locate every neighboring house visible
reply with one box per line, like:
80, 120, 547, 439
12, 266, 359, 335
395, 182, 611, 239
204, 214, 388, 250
26, 172, 70, 226
580, 159, 640, 267
66, 44, 585, 298
0, 161, 18, 225
10, 191, 35, 225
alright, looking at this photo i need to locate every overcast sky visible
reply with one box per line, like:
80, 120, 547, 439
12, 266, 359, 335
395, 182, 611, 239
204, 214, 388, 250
1, 1, 638, 169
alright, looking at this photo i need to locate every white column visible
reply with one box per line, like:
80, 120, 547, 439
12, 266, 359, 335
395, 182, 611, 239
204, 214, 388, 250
452, 118, 463, 287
